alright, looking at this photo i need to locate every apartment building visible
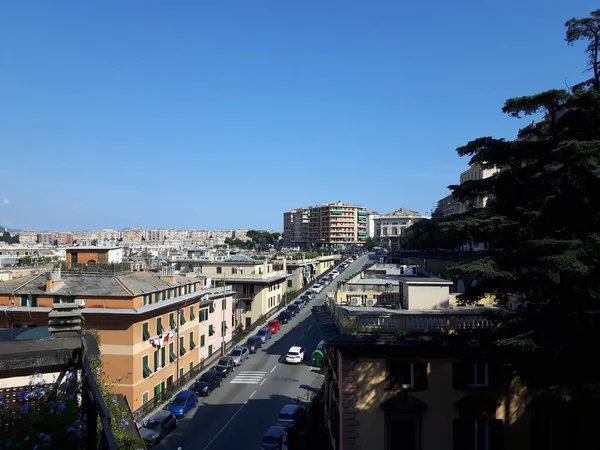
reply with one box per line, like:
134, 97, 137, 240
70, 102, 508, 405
313, 265, 595, 450
0, 266, 234, 412
432, 194, 462, 218
66, 246, 124, 266
278, 254, 339, 292
122, 228, 145, 242
37, 231, 74, 246
72, 230, 101, 246
283, 202, 368, 247
17, 230, 38, 244
182, 255, 288, 329
373, 208, 428, 249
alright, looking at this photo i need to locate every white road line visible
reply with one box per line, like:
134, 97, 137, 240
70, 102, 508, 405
270, 366, 276, 373
201, 400, 247, 450
249, 390, 256, 399
300, 333, 304, 339
308, 325, 313, 330
229, 371, 267, 385
260, 378, 266, 386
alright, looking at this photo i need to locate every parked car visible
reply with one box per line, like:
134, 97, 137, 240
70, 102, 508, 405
191, 370, 222, 396
312, 284, 323, 294
285, 346, 307, 364
244, 335, 263, 354
331, 271, 339, 279
140, 410, 176, 446
213, 356, 235, 378
265, 319, 281, 334
321, 275, 330, 284
277, 404, 307, 430
260, 426, 288, 450
299, 294, 311, 305
286, 304, 300, 317
304, 290, 315, 299
293, 299, 305, 310
277, 310, 292, 324
229, 346, 250, 366
256, 327, 273, 343
166, 390, 198, 419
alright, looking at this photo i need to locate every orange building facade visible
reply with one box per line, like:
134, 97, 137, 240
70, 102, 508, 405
0, 266, 235, 412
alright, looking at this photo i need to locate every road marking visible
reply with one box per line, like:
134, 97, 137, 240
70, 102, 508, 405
230, 371, 267, 384
308, 325, 312, 330
249, 390, 256, 399
260, 378, 266, 386
300, 333, 304, 339
201, 400, 247, 450
270, 366, 276, 373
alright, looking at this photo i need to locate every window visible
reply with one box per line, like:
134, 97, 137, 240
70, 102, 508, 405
201, 334, 205, 347
199, 308, 208, 322
190, 332, 196, 350
190, 284, 196, 293
142, 355, 152, 378
20, 295, 37, 307
179, 367, 184, 379
189, 361, 194, 374
209, 302, 215, 313
167, 375, 174, 387
143, 294, 152, 306
216, 267, 222, 274
156, 317, 164, 334
387, 417, 418, 450
190, 305, 196, 321
53, 295, 61, 304
287, 280, 292, 288
453, 362, 491, 389
453, 419, 504, 450
169, 342, 177, 363
156, 291, 163, 302
209, 325, 215, 336
169, 313, 176, 329
222, 298, 226, 310
221, 320, 228, 337
142, 391, 149, 405
154, 348, 161, 371
179, 309, 186, 326
142, 322, 150, 341
387, 362, 428, 390
153, 383, 161, 398
179, 336, 186, 356
208, 344, 213, 356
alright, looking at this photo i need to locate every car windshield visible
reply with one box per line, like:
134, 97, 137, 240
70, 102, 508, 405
171, 396, 187, 406
258, 330, 266, 335
217, 358, 229, 366
279, 413, 295, 420
268, 321, 277, 326
144, 420, 162, 430
286, 305, 294, 310
288, 351, 299, 356
199, 373, 212, 382
262, 436, 279, 444
231, 350, 242, 356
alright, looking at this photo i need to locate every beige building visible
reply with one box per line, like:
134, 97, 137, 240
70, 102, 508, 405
283, 202, 368, 247
177, 255, 288, 329
122, 228, 145, 242
313, 264, 548, 450
280, 254, 340, 292
373, 208, 428, 249
17, 230, 38, 244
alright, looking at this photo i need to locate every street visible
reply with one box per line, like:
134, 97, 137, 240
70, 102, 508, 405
153, 253, 370, 450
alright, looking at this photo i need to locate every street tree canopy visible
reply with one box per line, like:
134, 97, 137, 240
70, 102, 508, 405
403, 10, 600, 405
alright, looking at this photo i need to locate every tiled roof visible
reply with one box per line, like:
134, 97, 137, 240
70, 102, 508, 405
0, 271, 196, 297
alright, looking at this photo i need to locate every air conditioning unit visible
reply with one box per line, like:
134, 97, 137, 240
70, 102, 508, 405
75, 299, 86, 307
350, 297, 362, 307
365, 298, 377, 307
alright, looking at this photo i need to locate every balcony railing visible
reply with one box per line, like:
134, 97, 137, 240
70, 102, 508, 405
324, 295, 501, 335
238, 293, 256, 300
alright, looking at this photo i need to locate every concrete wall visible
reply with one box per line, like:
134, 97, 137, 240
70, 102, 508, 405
406, 284, 451, 310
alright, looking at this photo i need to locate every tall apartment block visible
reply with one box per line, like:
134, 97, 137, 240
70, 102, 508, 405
283, 201, 368, 247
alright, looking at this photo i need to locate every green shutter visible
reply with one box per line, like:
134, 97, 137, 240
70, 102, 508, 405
209, 325, 215, 336
190, 332, 196, 350
161, 347, 166, 367
169, 343, 177, 362
190, 306, 196, 321
170, 313, 176, 329
20, 295, 28, 307
157, 318, 164, 334
287, 280, 292, 288
222, 298, 226, 310
154, 349, 160, 371
201, 334, 205, 347
31, 295, 37, 307
179, 336, 186, 355
208, 345, 213, 356
143, 356, 152, 378
209, 302, 215, 313
142, 323, 150, 341
179, 309, 186, 326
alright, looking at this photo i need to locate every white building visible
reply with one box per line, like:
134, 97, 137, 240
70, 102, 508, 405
373, 208, 428, 249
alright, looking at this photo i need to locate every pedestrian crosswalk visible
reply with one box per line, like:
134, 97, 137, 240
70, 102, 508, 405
229, 371, 267, 384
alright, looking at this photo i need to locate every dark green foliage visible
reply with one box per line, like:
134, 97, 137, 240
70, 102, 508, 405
0, 230, 19, 244
404, 10, 600, 405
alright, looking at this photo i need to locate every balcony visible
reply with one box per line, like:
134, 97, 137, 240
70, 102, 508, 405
238, 293, 256, 300
324, 295, 501, 335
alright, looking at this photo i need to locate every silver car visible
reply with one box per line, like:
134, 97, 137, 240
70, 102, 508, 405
229, 346, 250, 366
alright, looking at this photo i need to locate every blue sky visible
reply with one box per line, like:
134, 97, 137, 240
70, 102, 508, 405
0, 1, 596, 231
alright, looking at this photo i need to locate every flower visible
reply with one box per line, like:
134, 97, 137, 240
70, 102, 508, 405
127, 371, 133, 375
66, 372, 76, 381
58, 403, 67, 412
63, 381, 72, 389
20, 404, 29, 416
24, 436, 30, 441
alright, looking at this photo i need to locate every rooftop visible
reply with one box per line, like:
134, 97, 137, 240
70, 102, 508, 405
67, 246, 123, 251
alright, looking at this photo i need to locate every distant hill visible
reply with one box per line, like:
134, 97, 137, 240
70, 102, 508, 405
0, 226, 22, 233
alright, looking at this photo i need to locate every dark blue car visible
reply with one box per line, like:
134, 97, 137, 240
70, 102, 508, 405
166, 390, 198, 419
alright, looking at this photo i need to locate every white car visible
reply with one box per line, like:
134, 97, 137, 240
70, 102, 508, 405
312, 284, 323, 294
331, 271, 339, 279
285, 346, 306, 364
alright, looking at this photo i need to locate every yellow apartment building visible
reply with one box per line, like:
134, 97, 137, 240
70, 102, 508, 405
0, 265, 235, 412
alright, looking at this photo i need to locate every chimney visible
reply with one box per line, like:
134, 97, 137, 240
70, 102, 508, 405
48, 303, 82, 337
160, 266, 177, 283
263, 260, 268, 275
46, 268, 64, 292
283, 258, 287, 275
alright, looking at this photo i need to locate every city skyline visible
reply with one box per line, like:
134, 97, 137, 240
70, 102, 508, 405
1, 2, 594, 231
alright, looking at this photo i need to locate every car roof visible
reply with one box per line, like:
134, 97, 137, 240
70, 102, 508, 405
288, 345, 303, 352
258, 327, 270, 332
279, 310, 290, 316
264, 426, 286, 437
247, 335, 262, 341
201, 370, 220, 377
280, 404, 302, 414
268, 319, 279, 322
217, 356, 233, 363
175, 390, 195, 398
232, 346, 245, 351
149, 409, 172, 421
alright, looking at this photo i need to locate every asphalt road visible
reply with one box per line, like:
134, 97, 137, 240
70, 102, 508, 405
153, 253, 371, 450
